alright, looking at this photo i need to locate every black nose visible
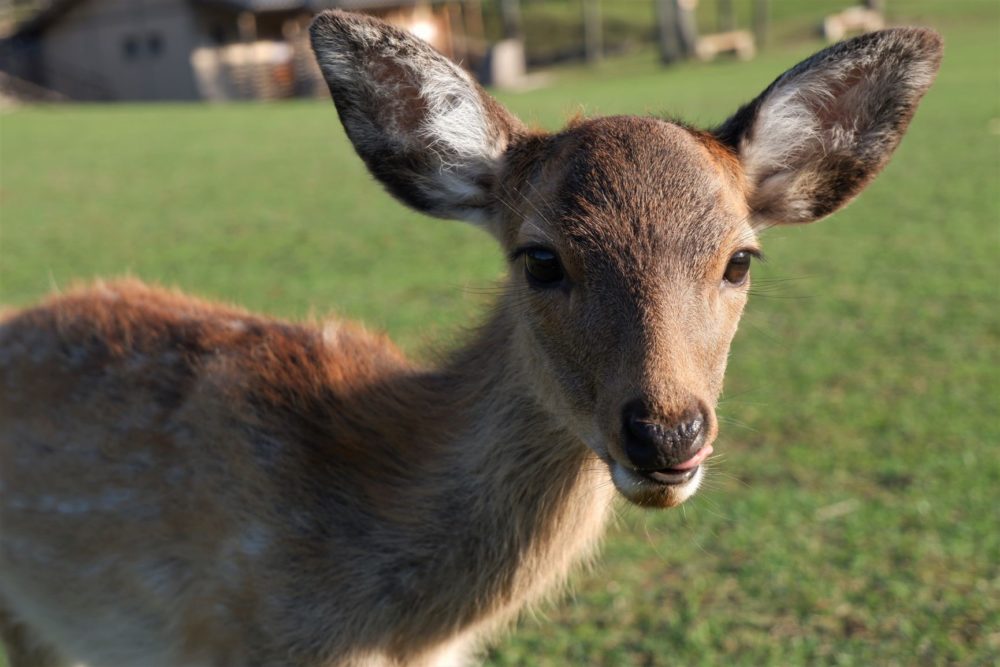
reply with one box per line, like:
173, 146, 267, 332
622, 399, 705, 470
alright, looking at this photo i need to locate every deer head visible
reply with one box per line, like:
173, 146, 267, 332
310, 12, 941, 508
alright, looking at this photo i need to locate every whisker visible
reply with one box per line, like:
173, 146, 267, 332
525, 180, 561, 221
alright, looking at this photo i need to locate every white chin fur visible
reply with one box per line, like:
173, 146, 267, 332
611, 461, 704, 507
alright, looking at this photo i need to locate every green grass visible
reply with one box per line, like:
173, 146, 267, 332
2, 1, 998, 665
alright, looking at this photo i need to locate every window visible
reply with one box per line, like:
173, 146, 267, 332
122, 35, 139, 60
147, 32, 164, 57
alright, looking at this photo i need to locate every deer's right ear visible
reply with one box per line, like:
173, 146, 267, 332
714, 28, 942, 227
310, 10, 524, 228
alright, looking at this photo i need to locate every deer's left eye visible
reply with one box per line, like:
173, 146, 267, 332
723, 251, 752, 285
523, 248, 564, 288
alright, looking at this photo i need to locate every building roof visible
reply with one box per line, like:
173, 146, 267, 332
8, 0, 84, 38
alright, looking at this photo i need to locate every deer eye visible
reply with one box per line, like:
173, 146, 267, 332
523, 248, 564, 288
723, 251, 752, 286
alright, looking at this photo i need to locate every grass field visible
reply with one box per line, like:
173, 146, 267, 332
2, 1, 998, 665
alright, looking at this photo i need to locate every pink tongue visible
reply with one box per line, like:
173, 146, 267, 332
671, 444, 714, 471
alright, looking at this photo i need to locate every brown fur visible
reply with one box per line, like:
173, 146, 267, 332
0, 13, 940, 667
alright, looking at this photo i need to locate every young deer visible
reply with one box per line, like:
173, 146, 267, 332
0, 11, 941, 667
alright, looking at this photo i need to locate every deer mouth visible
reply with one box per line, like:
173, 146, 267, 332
640, 468, 698, 485
639, 443, 714, 486
608, 443, 712, 508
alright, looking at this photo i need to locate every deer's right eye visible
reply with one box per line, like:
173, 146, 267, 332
523, 248, 564, 288
723, 251, 753, 286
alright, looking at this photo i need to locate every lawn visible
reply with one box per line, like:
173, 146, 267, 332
2, 1, 998, 665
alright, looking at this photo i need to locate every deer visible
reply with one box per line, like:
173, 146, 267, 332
0, 10, 941, 667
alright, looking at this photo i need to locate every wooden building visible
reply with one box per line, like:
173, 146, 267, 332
0, 0, 486, 101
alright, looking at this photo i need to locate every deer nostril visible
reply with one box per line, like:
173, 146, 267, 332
621, 400, 706, 471
678, 415, 703, 441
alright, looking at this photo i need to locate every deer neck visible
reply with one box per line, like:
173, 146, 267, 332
439, 298, 607, 501
312, 294, 615, 649
382, 299, 616, 625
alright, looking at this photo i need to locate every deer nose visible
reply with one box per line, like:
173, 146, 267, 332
621, 399, 706, 471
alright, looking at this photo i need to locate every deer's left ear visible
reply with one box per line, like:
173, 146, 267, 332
714, 28, 943, 226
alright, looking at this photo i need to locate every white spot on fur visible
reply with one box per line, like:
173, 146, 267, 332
610, 462, 704, 506
425, 634, 479, 667
322, 321, 342, 349
223, 318, 246, 333
238, 523, 271, 557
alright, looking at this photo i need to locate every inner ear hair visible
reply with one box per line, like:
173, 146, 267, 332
310, 10, 525, 225
714, 28, 943, 226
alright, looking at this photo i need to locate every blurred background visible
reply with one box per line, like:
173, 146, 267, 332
0, 0, 937, 102
1, 1, 997, 665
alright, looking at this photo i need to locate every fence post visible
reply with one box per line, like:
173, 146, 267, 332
656, 0, 696, 64
676, 0, 698, 56
753, 0, 769, 48
583, 0, 602, 63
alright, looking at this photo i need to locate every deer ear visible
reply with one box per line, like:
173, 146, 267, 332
714, 28, 942, 226
310, 10, 524, 226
